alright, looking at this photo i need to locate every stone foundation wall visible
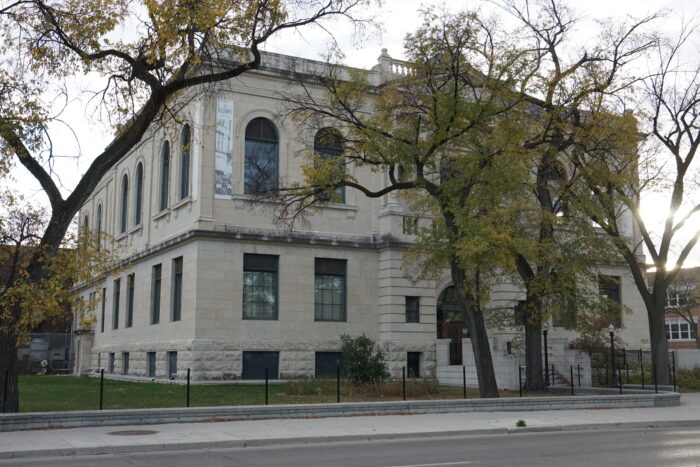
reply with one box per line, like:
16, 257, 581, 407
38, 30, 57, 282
90, 338, 438, 381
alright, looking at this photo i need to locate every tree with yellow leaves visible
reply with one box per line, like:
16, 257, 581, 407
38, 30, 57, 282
0, 0, 373, 412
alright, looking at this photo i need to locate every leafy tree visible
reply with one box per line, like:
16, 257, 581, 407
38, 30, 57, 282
0, 189, 114, 412
0, 0, 372, 412
339, 333, 388, 388
275, 2, 655, 396
275, 8, 537, 398
494, 0, 656, 391
571, 24, 700, 384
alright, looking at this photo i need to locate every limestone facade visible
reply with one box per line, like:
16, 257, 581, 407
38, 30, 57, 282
74, 50, 650, 382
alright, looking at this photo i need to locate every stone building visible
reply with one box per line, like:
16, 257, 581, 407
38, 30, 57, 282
73, 50, 650, 387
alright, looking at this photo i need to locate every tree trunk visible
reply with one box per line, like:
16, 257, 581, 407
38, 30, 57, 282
523, 305, 545, 391
694, 322, 700, 350
0, 329, 19, 413
451, 264, 499, 398
648, 301, 671, 385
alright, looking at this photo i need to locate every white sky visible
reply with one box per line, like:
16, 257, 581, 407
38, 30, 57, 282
9, 0, 700, 266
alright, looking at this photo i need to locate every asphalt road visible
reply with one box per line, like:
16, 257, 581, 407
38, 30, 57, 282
2, 427, 700, 466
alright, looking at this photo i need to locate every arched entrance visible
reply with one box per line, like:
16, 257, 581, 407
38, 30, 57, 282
437, 286, 467, 365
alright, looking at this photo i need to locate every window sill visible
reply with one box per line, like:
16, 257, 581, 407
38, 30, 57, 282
153, 209, 170, 222
115, 232, 128, 242
129, 224, 143, 235
172, 197, 192, 211
319, 203, 357, 212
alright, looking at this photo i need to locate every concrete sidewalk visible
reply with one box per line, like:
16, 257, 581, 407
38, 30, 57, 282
2, 393, 700, 460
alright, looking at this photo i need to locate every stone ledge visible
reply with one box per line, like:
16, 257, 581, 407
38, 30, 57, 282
0, 392, 680, 432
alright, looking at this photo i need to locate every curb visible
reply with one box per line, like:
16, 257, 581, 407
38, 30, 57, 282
3, 419, 700, 460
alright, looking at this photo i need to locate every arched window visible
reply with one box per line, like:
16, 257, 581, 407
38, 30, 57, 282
120, 174, 129, 234
82, 214, 89, 231
314, 128, 345, 203
134, 163, 144, 225
180, 125, 191, 199
244, 118, 278, 195
96, 204, 103, 251
159, 141, 170, 211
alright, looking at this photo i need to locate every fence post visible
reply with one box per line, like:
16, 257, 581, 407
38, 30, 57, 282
577, 364, 581, 387
639, 349, 644, 389
606, 364, 609, 387
518, 366, 522, 397
462, 366, 467, 399
672, 352, 677, 392
402, 366, 406, 401
626, 364, 630, 385
99, 369, 104, 410
186, 368, 190, 408
336, 366, 340, 403
265, 368, 269, 405
551, 364, 555, 386
570, 365, 574, 396
618, 366, 622, 395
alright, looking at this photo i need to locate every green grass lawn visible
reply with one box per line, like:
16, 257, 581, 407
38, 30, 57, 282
17, 375, 543, 413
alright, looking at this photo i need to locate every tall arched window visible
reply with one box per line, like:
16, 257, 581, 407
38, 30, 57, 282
180, 125, 191, 199
96, 204, 103, 251
120, 174, 129, 234
134, 163, 144, 225
244, 118, 278, 195
159, 141, 170, 211
314, 128, 345, 203
81, 214, 89, 243
82, 214, 89, 231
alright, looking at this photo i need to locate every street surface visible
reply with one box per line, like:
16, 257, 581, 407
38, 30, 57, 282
2, 427, 700, 466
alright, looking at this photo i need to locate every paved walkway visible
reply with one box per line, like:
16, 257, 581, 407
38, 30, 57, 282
2, 393, 700, 460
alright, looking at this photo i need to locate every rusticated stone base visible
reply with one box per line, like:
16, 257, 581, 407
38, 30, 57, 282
90, 338, 438, 381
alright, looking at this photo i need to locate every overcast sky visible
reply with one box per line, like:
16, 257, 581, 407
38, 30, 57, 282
10, 0, 700, 266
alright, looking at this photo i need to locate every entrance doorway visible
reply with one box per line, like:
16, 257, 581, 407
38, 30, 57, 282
437, 286, 467, 365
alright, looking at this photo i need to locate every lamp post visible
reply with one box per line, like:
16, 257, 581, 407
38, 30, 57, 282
609, 324, 618, 387
543, 325, 549, 387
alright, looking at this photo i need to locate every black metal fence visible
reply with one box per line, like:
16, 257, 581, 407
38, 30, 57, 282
590, 348, 677, 392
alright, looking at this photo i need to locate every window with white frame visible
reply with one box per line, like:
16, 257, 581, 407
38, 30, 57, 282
665, 318, 697, 340
666, 288, 692, 308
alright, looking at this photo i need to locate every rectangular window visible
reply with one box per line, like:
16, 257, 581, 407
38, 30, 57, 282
151, 264, 162, 324
108, 352, 115, 374
242, 351, 279, 380
112, 279, 120, 330
402, 216, 419, 235
405, 296, 420, 323
147, 352, 156, 378
122, 352, 130, 376
407, 352, 421, 378
168, 351, 177, 379
172, 257, 183, 322
666, 318, 697, 341
243, 254, 278, 320
315, 352, 344, 378
315, 258, 347, 322
100, 288, 106, 333
599, 275, 622, 328
513, 300, 526, 326
126, 274, 135, 328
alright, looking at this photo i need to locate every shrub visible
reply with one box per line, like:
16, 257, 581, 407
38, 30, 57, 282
516, 420, 527, 427
340, 333, 389, 388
